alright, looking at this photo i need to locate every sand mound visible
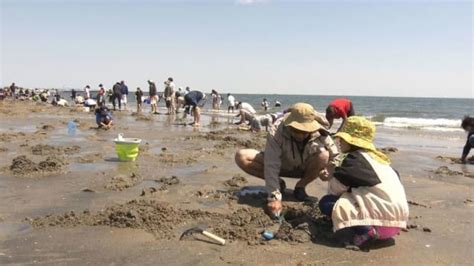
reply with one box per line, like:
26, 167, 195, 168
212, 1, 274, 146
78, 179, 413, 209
105, 173, 143, 191
31, 200, 224, 240
434, 166, 463, 176
31, 144, 80, 156
157, 153, 197, 165
11, 155, 68, 176
224, 174, 248, 187
74, 153, 103, 163
380, 147, 399, 154
0, 132, 26, 142
39, 124, 55, 131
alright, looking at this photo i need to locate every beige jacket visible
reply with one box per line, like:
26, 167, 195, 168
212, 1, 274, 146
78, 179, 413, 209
264, 119, 339, 193
328, 151, 409, 231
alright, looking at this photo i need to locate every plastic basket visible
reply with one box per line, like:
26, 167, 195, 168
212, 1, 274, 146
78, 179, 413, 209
114, 137, 141, 161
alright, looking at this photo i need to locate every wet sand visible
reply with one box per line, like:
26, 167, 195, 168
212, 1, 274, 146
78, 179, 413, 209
0, 100, 473, 265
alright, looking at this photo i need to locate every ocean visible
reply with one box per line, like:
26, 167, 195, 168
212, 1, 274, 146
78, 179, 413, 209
63, 91, 473, 132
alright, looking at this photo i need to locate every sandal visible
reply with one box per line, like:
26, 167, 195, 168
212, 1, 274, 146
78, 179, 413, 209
279, 178, 287, 192
353, 227, 378, 247
293, 187, 309, 201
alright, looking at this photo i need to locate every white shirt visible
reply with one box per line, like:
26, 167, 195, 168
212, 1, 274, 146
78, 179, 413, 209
228, 95, 235, 106
84, 87, 90, 99
241, 102, 256, 114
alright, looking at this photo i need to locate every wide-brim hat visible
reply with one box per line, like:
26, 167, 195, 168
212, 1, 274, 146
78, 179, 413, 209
335, 116, 376, 152
283, 103, 321, 132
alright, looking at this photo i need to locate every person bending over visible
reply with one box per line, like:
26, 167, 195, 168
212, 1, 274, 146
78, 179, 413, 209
235, 101, 256, 125
235, 103, 338, 217
461, 116, 474, 164
326, 98, 355, 132
318, 116, 408, 248
95, 106, 114, 129
183, 90, 206, 127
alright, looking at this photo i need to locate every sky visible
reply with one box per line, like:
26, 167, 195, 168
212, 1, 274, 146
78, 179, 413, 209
1, 0, 472, 98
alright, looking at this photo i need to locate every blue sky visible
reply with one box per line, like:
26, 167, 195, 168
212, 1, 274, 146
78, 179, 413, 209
1, 0, 472, 98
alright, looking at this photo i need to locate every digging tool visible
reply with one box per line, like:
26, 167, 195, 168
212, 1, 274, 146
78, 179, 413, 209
180, 227, 226, 246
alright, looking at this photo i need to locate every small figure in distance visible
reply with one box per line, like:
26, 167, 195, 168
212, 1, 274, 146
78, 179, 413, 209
95, 106, 114, 130
325, 98, 355, 132
261, 98, 269, 111
461, 116, 474, 164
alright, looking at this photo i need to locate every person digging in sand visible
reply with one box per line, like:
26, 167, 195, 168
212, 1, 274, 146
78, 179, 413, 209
318, 116, 409, 248
183, 90, 206, 127
325, 98, 355, 132
461, 116, 474, 164
95, 106, 114, 129
235, 102, 339, 217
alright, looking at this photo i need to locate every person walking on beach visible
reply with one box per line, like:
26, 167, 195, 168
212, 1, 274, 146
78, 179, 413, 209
183, 90, 206, 127
235, 101, 256, 125
211, 90, 220, 111
148, 80, 158, 114
227, 93, 235, 113
326, 98, 355, 132
235, 103, 339, 216
120, 80, 129, 110
261, 98, 269, 111
9, 83, 17, 98
163, 77, 176, 115
461, 116, 474, 164
112, 82, 122, 111
83, 85, 91, 100
71, 89, 76, 101
318, 116, 408, 248
135, 87, 143, 113
97, 84, 106, 107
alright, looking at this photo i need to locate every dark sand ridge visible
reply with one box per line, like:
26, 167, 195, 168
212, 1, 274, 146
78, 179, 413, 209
0, 100, 473, 265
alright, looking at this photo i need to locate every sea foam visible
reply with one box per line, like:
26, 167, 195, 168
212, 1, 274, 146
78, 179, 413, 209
382, 117, 462, 131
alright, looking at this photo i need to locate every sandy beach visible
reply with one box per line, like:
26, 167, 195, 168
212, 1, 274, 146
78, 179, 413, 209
0, 100, 473, 265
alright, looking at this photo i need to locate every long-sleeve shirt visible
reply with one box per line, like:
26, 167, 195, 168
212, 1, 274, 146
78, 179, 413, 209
264, 119, 339, 193
462, 132, 473, 160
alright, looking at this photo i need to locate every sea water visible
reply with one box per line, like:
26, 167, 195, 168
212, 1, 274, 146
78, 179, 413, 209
61, 91, 472, 132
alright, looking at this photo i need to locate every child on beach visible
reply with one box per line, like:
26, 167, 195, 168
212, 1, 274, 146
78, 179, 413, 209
318, 116, 409, 248
461, 116, 474, 164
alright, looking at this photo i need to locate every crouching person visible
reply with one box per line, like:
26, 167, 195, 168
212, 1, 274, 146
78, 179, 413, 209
318, 116, 409, 248
235, 103, 338, 217
95, 106, 114, 130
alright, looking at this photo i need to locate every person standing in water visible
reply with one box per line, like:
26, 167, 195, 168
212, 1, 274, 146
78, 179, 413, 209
227, 93, 235, 113
120, 80, 129, 110
261, 98, 269, 111
112, 82, 122, 111
148, 80, 158, 114
135, 87, 143, 113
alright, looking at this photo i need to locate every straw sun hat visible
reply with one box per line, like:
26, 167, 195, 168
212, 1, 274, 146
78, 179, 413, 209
335, 116, 390, 164
283, 103, 321, 132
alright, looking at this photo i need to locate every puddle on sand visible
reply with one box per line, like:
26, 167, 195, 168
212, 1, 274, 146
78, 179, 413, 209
70, 162, 112, 172
0, 123, 37, 133
0, 223, 32, 239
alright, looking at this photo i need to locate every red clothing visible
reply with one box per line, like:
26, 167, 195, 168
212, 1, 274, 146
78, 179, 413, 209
329, 98, 352, 118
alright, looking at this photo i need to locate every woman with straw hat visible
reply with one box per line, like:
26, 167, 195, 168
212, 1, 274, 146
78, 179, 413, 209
318, 116, 409, 248
235, 103, 339, 217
